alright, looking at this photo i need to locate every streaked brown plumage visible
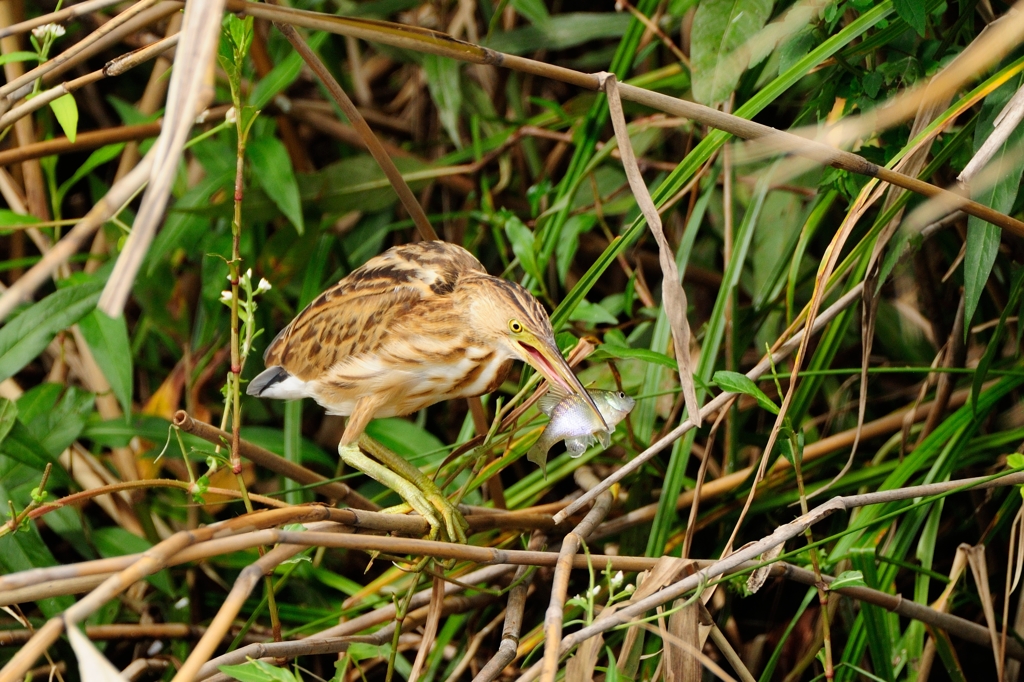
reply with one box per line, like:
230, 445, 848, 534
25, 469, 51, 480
248, 241, 600, 541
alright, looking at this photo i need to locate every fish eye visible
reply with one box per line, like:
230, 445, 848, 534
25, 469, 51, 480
618, 391, 626, 399
508, 319, 524, 334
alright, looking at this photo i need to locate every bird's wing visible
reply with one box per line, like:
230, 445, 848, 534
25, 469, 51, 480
263, 241, 485, 380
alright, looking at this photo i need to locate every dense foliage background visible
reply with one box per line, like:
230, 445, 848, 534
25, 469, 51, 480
2, 0, 1024, 680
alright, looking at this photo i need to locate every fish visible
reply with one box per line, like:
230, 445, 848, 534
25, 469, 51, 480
527, 387, 636, 476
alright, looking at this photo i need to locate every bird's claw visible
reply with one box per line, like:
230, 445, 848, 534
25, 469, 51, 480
425, 492, 469, 544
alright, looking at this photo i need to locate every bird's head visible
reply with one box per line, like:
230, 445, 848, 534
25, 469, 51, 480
470, 276, 606, 428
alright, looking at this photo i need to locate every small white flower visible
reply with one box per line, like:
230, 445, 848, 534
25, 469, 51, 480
219, 290, 233, 303
173, 597, 189, 610
610, 571, 624, 589
32, 23, 65, 41
146, 640, 164, 656
257, 278, 272, 293
623, 584, 635, 594
225, 106, 237, 123
588, 584, 601, 597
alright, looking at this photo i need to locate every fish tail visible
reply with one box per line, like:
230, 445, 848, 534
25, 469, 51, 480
527, 441, 550, 478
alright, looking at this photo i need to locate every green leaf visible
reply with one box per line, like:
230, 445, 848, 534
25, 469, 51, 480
249, 31, 328, 109
49, 93, 79, 143
830, 570, 867, 591
691, 0, 773, 105
511, 0, 550, 25
55, 143, 126, 207
92, 527, 174, 595
0, 398, 17, 449
591, 343, 679, 372
364, 417, 445, 461
0, 51, 38, 66
567, 299, 619, 326
220, 660, 299, 682
0, 421, 72, 486
893, 0, 925, 36
423, 54, 463, 148
0, 280, 103, 383
0, 480, 74, 617
713, 370, 779, 414
555, 214, 597, 282
1009, 453, 1024, 469
78, 309, 133, 416
484, 13, 630, 55
503, 213, 542, 283
971, 267, 1024, 411
248, 135, 304, 235
964, 73, 1024, 334
18, 384, 93, 458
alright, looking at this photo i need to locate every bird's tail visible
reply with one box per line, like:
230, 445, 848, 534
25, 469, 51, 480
247, 366, 291, 397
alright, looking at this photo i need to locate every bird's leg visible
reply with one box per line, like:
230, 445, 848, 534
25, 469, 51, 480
337, 443, 446, 541
358, 434, 469, 544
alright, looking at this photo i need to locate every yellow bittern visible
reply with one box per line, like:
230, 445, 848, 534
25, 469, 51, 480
248, 240, 601, 542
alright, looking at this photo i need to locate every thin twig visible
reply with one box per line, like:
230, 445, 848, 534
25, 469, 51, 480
471, 533, 545, 682
173, 410, 379, 509
272, 21, 437, 242
540, 468, 615, 682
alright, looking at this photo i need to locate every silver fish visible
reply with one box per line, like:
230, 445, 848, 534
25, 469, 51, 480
527, 388, 636, 476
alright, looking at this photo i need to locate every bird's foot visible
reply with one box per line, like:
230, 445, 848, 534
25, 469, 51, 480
337, 443, 447, 540
425, 492, 469, 545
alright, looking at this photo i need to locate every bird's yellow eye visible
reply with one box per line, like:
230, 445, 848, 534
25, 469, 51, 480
508, 319, 524, 334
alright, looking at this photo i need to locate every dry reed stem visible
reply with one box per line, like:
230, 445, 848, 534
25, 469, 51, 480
2, 478, 289, 537
773, 561, 1024, 661
592, 381, 977, 540
540, 468, 614, 682
444, 609, 507, 682
602, 72, 701, 429
0, 623, 269, 646
0, 0, 128, 41
0, 0, 166, 105
551, 471, 1024, 665
227, 0, 1024, 237
173, 410, 379, 509
195, 564, 515, 679
409, 576, 446, 682
201, 592, 501, 682
98, 0, 224, 317
169, 527, 349, 682
272, 21, 437, 242
471, 532, 546, 682
700, 603, 755, 682
0, 121, 162, 166
5, 531, 1013, 673
557, 283, 864, 522
0, 34, 179, 133
243, 530, 661, 571
960, 83, 1024, 184
0, 506, 347, 682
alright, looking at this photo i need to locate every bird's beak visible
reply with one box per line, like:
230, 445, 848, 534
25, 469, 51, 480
517, 334, 607, 429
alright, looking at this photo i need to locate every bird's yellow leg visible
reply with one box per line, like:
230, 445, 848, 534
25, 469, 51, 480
358, 435, 469, 544
337, 443, 446, 541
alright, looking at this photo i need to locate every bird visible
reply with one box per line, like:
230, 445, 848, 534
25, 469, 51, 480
247, 240, 602, 542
